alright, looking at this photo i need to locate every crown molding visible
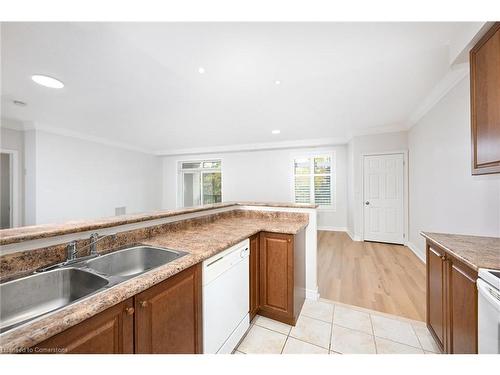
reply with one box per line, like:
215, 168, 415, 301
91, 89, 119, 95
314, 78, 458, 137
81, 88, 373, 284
407, 64, 469, 127
1, 118, 153, 154
4, 121, 413, 158
155, 136, 350, 156
348, 123, 409, 138
35, 124, 153, 154
0, 117, 26, 132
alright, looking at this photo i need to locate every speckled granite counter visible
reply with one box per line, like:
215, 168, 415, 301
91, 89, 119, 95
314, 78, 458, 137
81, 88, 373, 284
421, 232, 500, 271
0, 209, 309, 353
0, 201, 317, 246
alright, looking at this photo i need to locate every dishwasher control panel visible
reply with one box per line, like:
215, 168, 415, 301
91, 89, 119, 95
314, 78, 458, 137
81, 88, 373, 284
202, 239, 250, 286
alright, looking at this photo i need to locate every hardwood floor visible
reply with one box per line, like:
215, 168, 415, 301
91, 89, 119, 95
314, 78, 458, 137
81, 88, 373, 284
317, 231, 426, 321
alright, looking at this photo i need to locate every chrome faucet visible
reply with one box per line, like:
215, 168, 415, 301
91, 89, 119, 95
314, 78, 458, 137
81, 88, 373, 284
89, 233, 99, 255
35, 233, 116, 273
67, 241, 78, 261
88, 232, 117, 255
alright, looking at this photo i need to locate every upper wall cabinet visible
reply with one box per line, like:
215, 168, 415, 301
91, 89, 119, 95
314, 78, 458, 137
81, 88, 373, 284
470, 22, 500, 175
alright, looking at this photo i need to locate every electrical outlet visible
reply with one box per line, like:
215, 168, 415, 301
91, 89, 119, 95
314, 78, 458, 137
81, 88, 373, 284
115, 206, 126, 216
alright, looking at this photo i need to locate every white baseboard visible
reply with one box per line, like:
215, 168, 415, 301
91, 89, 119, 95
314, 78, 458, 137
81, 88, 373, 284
407, 241, 426, 263
317, 226, 348, 232
305, 287, 320, 300
346, 230, 362, 242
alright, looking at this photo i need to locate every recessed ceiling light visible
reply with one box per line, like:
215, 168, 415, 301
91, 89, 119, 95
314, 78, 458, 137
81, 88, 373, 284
13, 100, 27, 107
272, 129, 281, 134
274, 80, 281, 85
198, 67, 205, 74
31, 74, 64, 89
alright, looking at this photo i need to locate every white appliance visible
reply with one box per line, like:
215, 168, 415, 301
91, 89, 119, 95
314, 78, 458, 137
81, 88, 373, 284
202, 239, 250, 354
477, 268, 500, 354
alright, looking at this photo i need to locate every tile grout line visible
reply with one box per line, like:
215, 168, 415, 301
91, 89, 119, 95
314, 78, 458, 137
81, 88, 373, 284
373, 335, 425, 352
321, 297, 426, 326
410, 322, 426, 352
253, 316, 292, 336
280, 333, 289, 354
288, 318, 332, 350
371, 313, 427, 351
239, 302, 433, 354
329, 303, 336, 353
332, 321, 374, 336
369, 313, 378, 354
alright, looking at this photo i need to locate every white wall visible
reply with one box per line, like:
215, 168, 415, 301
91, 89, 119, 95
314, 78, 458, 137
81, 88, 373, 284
408, 77, 500, 258
26, 129, 163, 225
347, 131, 409, 239
0, 154, 10, 228
1, 122, 25, 226
162, 146, 348, 229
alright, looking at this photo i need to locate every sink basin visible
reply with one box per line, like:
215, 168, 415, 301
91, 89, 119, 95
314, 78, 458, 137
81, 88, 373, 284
0, 268, 108, 333
85, 246, 186, 278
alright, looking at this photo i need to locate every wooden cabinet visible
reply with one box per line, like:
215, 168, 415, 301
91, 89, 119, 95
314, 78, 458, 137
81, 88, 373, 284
249, 233, 260, 321
426, 240, 478, 354
258, 231, 305, 325
449, 259, 478, 353
426, 245, 446, 351
34, 298, 134, 354
135, 263, 202, 354
470, 22, 500, 175
32, 264, 202, 354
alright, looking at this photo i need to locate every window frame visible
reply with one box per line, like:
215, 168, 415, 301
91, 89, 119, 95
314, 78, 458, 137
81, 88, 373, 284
177, 158, 223, 208
290, 151, 336, 210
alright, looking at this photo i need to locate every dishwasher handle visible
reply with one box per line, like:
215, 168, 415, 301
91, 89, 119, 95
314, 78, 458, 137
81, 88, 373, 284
478, 279, 500, 312
240, 247, 249, 258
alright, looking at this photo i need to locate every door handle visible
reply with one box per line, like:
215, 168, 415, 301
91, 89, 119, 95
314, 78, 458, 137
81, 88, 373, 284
365, 201, 370, 205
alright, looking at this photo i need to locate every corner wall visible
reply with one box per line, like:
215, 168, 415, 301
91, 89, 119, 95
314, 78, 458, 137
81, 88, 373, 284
408, 76, 500, 259
26, 129, 164, 225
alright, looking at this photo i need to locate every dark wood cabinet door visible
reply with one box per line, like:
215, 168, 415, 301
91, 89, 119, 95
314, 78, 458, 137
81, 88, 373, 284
249, 233, 260, 321
426, 245, 446, 351
134, 264, 202, 354
259, 232, 294, 325
33, 298, 134, 354
449, 260, 478, 354
470, 22, 500, 175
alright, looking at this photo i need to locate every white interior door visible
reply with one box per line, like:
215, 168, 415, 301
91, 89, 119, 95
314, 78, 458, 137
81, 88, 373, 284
363, 153, 404, 244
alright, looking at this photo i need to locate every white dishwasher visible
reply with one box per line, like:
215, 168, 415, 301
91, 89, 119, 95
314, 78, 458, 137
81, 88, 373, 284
478, 268, 500, 354
202, 239, 250, 354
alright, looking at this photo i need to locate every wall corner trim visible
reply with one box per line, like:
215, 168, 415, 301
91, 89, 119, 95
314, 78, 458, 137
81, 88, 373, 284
346, 230, 362, 242
407, 65, 469, 127
406, 241, 426, 264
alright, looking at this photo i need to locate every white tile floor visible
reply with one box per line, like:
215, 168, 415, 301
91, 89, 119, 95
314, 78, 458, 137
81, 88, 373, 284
234, 299, 442, 354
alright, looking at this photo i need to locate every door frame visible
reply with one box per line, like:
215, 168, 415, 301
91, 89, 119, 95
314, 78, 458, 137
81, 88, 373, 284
0, 148, 19, 228
361, 150, 408, 245
175, 158, 224, 208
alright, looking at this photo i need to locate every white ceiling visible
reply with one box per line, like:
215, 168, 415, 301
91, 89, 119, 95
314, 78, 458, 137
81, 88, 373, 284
1, 22, 466, 154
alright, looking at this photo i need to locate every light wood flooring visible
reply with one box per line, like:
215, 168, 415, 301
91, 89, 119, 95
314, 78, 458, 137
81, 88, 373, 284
317, 231, 426, 321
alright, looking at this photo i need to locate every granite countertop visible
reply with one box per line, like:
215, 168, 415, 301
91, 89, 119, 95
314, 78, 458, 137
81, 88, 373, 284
0, 201, 317, 246
0, 211, 309, 353
421, 232, 500, 271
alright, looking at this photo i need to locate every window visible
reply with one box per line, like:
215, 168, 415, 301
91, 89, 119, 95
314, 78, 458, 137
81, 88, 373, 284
178, 160, 222, 207
292, 154, 334, 208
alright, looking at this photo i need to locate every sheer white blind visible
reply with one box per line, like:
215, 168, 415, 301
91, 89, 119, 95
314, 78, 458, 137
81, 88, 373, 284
293, 155, 333, 207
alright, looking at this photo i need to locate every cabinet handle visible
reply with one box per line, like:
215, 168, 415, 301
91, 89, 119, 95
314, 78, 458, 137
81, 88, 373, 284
139, 301, 148, 308
287, 239, 291, 243
125, 307, 135, 315
441, 256, 446, 261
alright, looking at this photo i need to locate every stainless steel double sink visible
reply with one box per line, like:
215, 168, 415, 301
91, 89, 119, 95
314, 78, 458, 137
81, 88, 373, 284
0, 245, 187, 334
